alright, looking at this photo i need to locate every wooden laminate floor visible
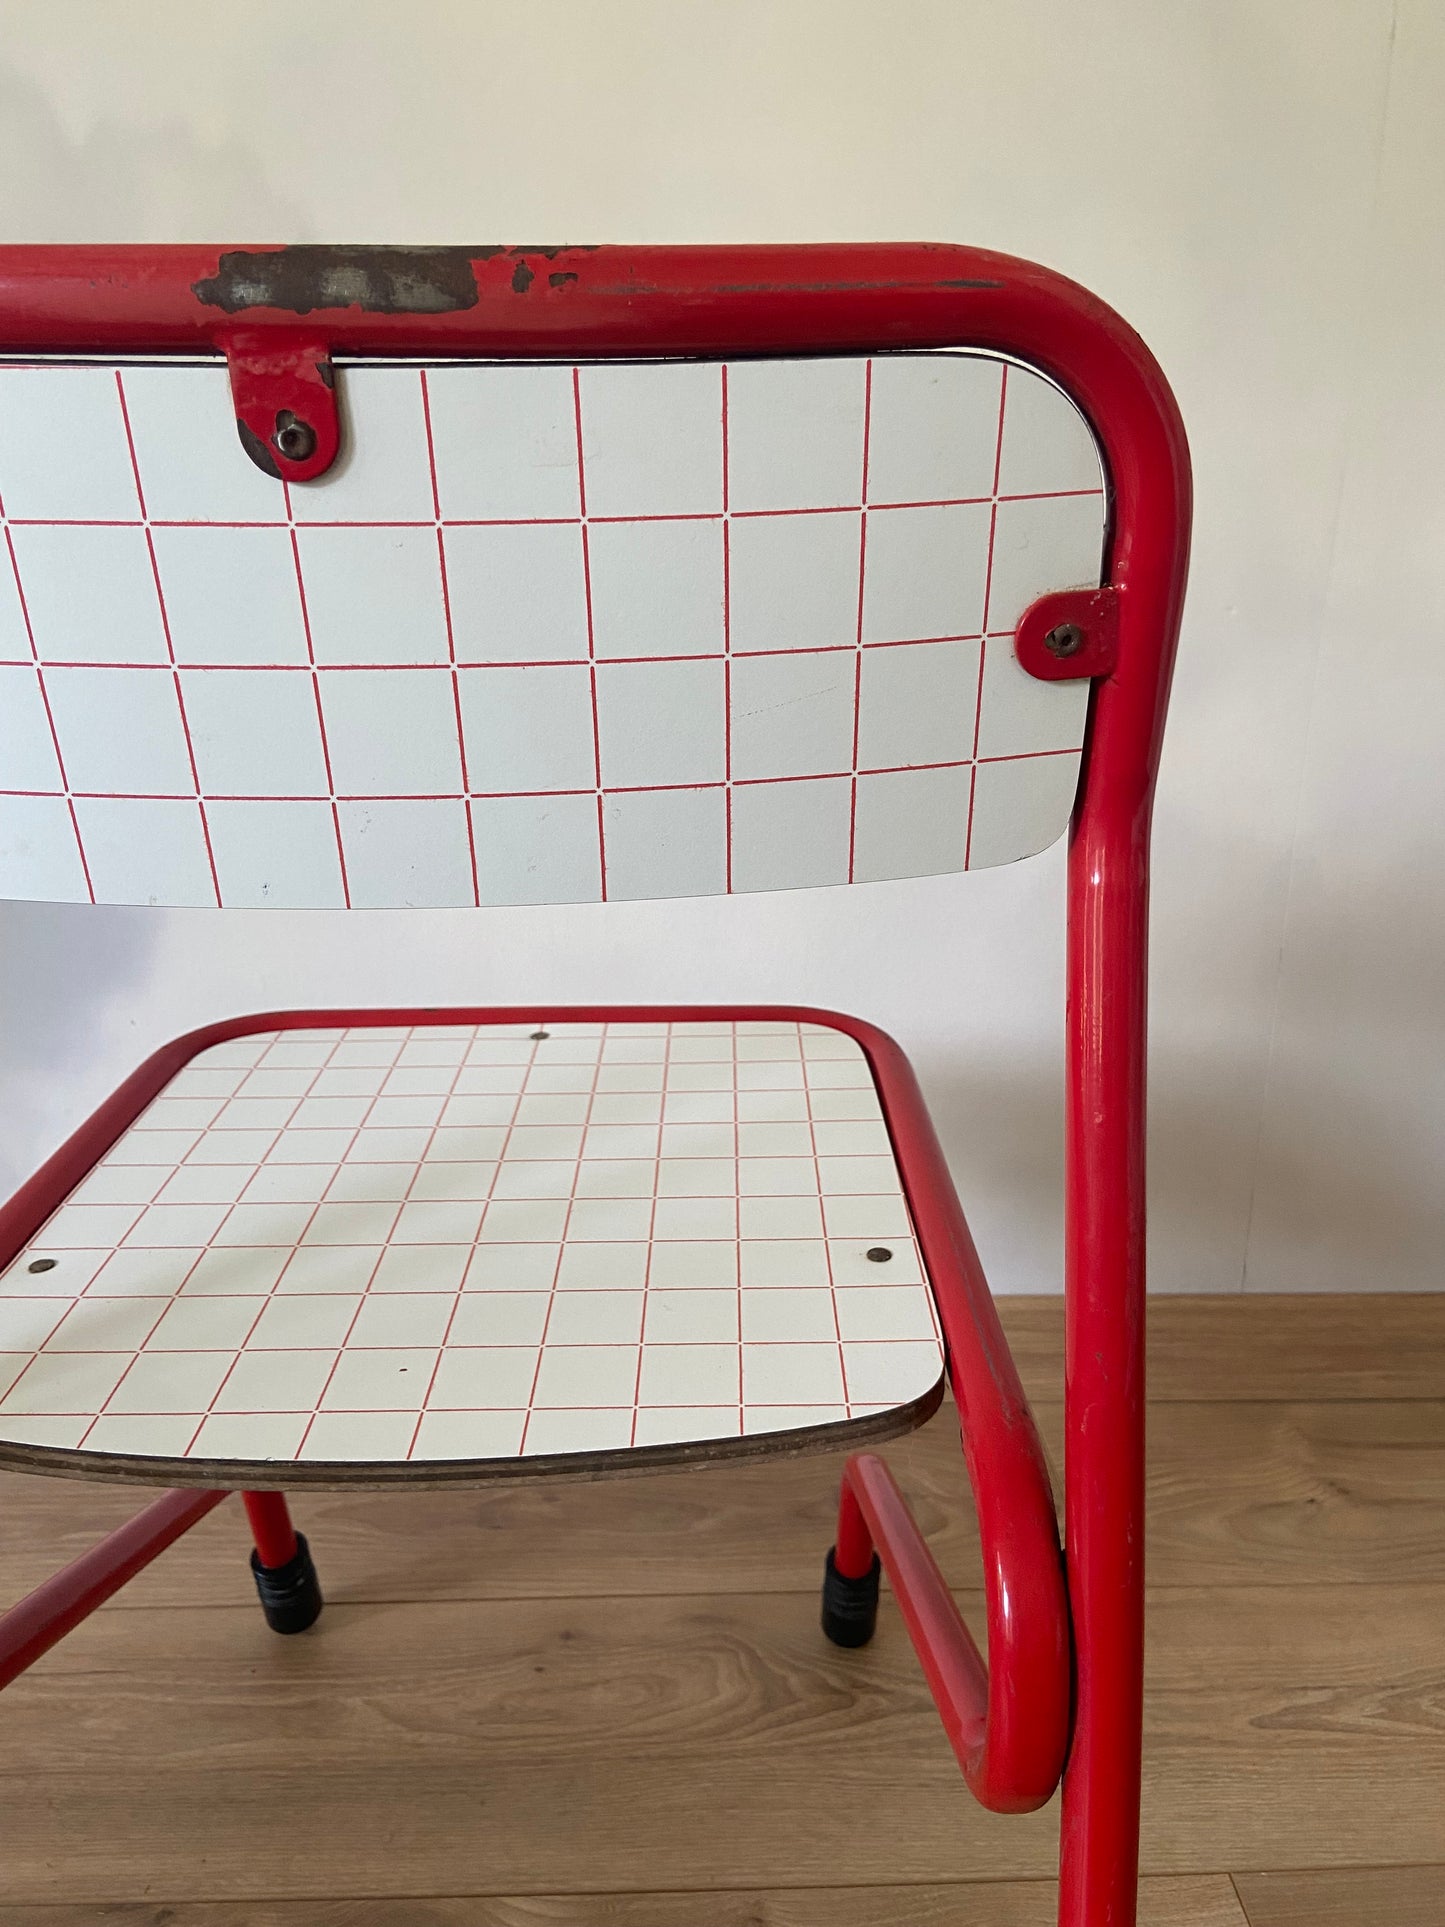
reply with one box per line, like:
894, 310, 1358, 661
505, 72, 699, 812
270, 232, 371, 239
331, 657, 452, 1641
1, 1294, 1442, 1925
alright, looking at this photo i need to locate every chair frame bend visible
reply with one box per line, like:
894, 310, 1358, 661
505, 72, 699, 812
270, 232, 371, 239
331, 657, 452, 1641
0, 241, 1192, 1927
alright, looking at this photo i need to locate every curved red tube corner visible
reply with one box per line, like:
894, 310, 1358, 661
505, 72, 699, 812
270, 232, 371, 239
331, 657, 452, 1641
0, 997, 1071, 1804
835, 1452, 1065, 1813
830, 1021, 1070, 1815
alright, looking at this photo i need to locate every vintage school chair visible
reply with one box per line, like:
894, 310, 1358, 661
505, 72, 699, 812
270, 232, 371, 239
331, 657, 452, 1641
0, 244, 1190, 1927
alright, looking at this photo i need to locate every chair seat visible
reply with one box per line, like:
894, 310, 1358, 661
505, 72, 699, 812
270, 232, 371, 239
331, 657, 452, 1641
0, 1017, 945, 1483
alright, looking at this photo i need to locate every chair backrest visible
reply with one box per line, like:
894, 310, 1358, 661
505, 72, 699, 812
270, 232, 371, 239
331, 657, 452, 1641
0, 249, 1110, 910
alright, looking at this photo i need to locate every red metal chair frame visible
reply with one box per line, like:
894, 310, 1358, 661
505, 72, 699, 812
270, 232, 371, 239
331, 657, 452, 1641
0, 243, 1191, 1927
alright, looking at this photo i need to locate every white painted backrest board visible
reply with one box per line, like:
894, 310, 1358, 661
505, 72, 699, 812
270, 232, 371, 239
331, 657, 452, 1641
0, 352, 1105, 909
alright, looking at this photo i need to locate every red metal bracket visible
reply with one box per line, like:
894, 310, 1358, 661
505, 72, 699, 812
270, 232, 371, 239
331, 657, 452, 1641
221, 332, 339, 482
1015, 586, 1119, 681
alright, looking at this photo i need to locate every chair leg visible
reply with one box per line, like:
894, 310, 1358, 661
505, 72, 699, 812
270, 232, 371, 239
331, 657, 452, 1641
242, 1491, 322, 1635
821, 1474, 882, 1647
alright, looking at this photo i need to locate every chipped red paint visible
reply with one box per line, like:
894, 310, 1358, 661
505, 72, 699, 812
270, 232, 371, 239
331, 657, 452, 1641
1015, 586, 1121, 682
222, 332, 339, 481
192, 244, 489, 317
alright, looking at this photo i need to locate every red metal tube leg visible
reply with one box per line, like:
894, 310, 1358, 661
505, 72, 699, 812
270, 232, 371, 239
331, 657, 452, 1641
242, 1490, 299, 1570
1052, 304, 1189, 1924
831, 1452, 1064, 1815
833, 1477, 877, 1581
243, 1491, 322, 1634
1057, 814, 1151, 1927
825, 1026, 1072, 1820
0, 1488, 228, 1691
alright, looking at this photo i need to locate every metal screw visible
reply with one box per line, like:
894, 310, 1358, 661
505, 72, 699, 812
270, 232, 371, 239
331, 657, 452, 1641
27, 1257, 57, 1274
273, 411, 317, 463
530, 1029, 550, 1041
1043, 621, 1085, 659
865, 1246, 893, 1263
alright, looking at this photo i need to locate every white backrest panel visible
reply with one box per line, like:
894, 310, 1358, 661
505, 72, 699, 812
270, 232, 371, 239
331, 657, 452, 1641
0, 352, 1105, 909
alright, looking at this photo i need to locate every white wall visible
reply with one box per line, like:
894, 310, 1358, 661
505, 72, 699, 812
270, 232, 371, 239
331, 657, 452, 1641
0, 0, 1439, 1295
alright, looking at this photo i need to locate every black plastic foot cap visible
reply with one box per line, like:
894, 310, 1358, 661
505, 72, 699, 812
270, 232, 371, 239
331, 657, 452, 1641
821, 1547, 881, 1648
250, 1531, 323, 1634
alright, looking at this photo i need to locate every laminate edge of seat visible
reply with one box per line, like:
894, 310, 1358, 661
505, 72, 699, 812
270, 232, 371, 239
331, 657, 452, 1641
0, 1371, 947, 1492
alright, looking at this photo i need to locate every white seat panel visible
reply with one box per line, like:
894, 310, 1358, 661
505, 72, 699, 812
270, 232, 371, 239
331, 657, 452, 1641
0, 1019, 944, 1472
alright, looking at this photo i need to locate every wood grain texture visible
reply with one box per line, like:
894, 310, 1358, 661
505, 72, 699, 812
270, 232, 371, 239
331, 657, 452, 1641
0, 1874, 1252, 1927
0, 1295, 1440, 1918
6, 1387, 1442, 1611
1140, 1399, 1445, 1586
0, 1584, 1440, 1901
0, 1415, 991, 1610
993, 1294, 1445, 1403
2, 1880, 1256, 1927
1232, 1866, 1445, 1926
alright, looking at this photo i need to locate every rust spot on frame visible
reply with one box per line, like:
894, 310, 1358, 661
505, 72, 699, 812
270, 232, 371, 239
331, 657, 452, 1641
192, 244, 601, 315
549, 271, 579, 289
235, 417, 281, 477
193, 245, 497, 316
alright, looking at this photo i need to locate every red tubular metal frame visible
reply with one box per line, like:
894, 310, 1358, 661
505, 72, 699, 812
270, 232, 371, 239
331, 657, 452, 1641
835, 1453, 1049, 1812
0, 1488, 228, 1690
0, 244, 1191, 1927
242, 1491, 299, 1571
0, 1488, 309, 1687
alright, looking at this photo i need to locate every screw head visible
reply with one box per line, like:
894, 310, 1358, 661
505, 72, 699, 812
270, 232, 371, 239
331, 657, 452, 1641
27, 1257, 57, 1274
273, 410, 317, 463
530, 1029, 550, 1041
865, 1246, 893, 1264
1043, 621, 1085, 659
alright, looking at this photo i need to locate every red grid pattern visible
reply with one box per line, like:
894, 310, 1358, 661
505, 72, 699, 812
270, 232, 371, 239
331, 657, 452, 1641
967, 363, 1011, 865
0, 1019, 943, 1468
0, 352, 1105, 908
113, 369, 222, 906
280, 450, 350, 907
571, 364, 609, 900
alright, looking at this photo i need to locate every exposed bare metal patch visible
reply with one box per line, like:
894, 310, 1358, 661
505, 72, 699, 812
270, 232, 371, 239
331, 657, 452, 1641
193, 246, 494, 316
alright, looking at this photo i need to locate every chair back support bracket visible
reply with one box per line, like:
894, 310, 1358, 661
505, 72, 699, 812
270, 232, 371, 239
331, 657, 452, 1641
1016, 586, 1120, 681
221, 332, 340, 480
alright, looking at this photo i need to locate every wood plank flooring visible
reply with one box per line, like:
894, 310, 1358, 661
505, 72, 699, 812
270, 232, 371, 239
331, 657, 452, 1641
1, 1295, 1441, 1924
2, 1879, 1257, 1926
